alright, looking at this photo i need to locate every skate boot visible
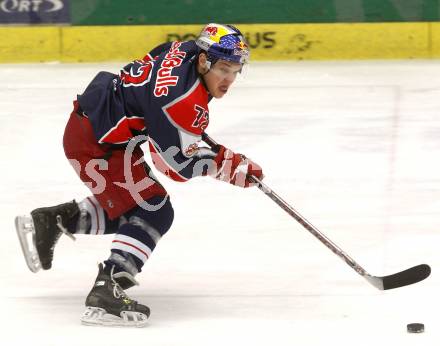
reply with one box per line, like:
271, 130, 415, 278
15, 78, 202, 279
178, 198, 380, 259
15, 201, 79, 272
81, 263, 150, 327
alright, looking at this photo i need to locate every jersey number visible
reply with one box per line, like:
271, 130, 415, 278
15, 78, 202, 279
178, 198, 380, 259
192, 105, 209, 131
121, 61, 153, 87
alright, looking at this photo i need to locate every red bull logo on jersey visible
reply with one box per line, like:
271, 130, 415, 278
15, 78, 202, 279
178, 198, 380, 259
183, 142, 200, 157
154, 41, 186, 97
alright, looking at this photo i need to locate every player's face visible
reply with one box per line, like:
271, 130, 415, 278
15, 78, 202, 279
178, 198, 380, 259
200, 58, 242, 98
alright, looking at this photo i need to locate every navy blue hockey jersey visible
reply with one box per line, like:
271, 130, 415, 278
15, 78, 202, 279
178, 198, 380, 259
77, 40, 216, 182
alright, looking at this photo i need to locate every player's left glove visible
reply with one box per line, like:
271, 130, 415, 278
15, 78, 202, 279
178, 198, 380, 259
210, 145, 263, 188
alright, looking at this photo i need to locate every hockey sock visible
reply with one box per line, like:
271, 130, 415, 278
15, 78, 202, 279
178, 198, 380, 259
107, 196, 174, 275
75, 196, 120, 235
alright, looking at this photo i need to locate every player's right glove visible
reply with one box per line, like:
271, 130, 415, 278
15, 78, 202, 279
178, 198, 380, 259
210, 145, 263, 188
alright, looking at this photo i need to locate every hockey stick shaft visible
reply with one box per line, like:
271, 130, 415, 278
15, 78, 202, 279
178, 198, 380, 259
202, 132, 431, 290
202, 132, 369, 277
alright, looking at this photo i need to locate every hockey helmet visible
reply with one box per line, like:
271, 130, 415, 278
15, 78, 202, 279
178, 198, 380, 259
196, 23, 250, 64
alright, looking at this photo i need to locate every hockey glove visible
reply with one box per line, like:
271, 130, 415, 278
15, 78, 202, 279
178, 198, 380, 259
211, 145, 263, 188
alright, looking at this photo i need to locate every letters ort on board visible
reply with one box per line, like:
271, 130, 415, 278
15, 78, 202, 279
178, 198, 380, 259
0, 0, 70, 24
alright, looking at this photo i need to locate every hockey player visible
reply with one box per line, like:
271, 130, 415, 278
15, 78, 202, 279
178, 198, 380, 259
15, 23, 263, 327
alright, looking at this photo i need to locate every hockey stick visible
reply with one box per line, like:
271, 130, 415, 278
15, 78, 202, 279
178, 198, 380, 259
202, 132, 431, 290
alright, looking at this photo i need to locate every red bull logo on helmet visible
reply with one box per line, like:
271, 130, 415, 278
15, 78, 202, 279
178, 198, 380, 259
196, 23, 250, 64
235, 40, 248, 50
205, 26, 218, 36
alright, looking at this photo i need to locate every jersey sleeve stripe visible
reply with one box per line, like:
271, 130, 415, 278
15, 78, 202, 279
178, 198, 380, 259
98, 116, 146, 144
148, 140, 188, 182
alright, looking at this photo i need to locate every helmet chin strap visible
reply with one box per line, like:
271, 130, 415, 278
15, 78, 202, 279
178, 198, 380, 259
197, 53, 214, 93
201, 60, 211, 75
198, 61, 211, 94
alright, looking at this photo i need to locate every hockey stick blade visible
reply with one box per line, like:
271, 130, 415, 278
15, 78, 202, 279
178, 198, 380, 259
365, 264, 431, 290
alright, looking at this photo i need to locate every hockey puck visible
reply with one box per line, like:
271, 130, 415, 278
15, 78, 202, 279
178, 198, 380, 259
407, 323, 424, 333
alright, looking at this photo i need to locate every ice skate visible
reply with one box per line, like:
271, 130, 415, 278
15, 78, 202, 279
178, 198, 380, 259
15, 201, 79, 272
81, 263, 150, 327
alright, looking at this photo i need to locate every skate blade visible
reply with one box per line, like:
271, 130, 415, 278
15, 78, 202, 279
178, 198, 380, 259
81, 307, 149, 328
15, 216, 42, 273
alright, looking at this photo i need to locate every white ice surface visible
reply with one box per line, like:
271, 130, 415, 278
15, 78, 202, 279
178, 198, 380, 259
1, 60, 439, 345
